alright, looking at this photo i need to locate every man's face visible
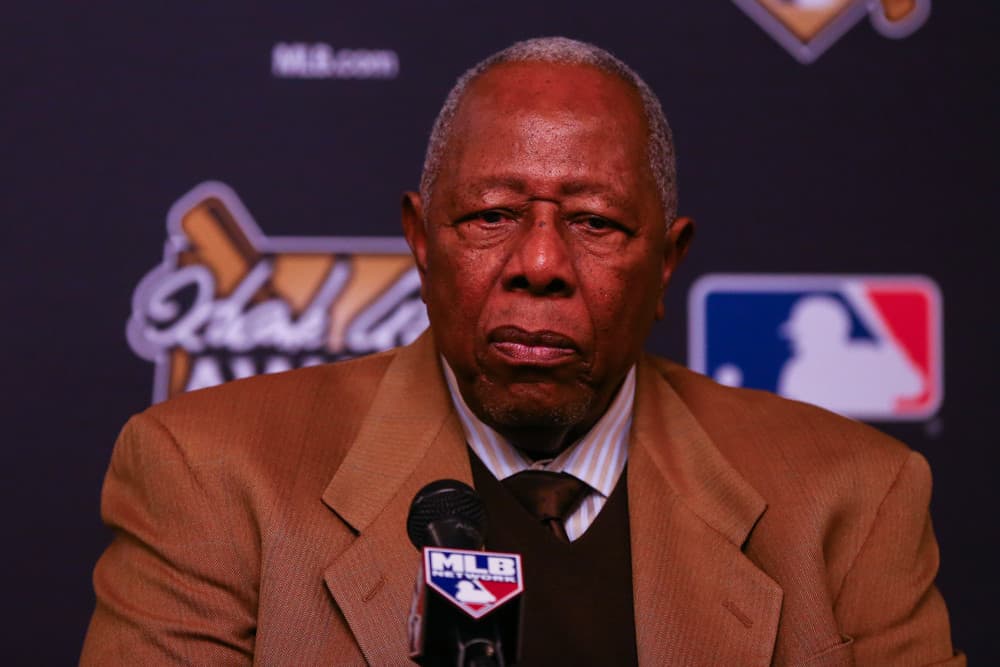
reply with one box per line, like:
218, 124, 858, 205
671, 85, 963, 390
404, 61, 690, 455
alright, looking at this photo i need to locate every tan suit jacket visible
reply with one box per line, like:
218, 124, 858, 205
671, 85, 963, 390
81, 332, 963, 665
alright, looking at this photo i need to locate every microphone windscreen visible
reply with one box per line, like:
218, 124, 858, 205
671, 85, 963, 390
407, 479, 488, 550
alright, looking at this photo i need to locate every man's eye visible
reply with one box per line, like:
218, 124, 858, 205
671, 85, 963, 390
479, 211, 506, 224
579, 216, 617, 232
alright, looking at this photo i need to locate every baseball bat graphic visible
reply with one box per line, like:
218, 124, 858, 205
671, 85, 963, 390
179, 197, 264, 298
167, 197, 269, 397
180, 195, 356, 318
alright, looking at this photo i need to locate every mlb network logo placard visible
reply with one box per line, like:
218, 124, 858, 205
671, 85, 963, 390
689, 274, 942, 421
423, 547, 524, 619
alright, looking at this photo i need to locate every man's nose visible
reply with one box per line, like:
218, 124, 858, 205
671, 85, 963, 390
503, 207, 575, 296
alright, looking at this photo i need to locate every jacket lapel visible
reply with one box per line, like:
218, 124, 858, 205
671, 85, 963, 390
319, 339, 784, 665
630, 358, 784, 666
320, 333, 474, 666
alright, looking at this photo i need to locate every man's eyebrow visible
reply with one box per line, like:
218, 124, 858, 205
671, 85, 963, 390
559, 180, 623, 200
465, 177, 629, 207
464, 177, 529, 195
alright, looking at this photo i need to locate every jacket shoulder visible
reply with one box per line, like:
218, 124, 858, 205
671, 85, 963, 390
135, 349, 398, 467
647, 355, 913, 480
646, 356, 936, 611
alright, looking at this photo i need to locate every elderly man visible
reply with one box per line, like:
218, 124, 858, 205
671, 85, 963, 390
82, 38, 961, 665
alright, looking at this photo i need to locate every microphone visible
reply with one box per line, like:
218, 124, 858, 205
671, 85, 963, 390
407, 479, 489, 551
406, 480, 523, 667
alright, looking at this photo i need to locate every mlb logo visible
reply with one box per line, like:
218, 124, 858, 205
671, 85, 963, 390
688, 274, 943, 421
423, 547, 524, 619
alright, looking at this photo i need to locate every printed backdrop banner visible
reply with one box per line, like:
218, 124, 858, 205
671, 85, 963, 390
3, 1, 997, 661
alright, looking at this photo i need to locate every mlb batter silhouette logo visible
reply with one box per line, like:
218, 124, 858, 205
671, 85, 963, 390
689, 274, 942, 421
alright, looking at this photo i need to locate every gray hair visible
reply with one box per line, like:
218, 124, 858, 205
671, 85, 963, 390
418, 37, 677, 224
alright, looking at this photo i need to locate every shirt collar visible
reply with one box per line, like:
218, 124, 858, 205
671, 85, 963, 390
441, 358, 634, 499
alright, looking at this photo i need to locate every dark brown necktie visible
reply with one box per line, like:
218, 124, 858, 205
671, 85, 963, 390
502, 470, 591, 542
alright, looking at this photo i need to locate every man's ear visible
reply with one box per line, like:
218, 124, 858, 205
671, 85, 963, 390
655, 215, 695, 320
401, 191, 429, 301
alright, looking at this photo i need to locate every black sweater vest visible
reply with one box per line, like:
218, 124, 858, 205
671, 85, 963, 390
469, 452, 638, 666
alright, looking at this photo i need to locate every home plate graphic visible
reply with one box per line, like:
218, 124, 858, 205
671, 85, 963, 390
423, 547, 524, 619
731, 0, 931, 64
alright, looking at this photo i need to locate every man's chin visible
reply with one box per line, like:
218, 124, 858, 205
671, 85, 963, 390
471, 379, 593, 432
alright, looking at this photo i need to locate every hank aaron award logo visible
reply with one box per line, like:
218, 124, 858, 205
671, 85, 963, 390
732, 0, 930, 63
423, 548, 524, 619
127, 181, 428, 402
688, 274, 942, 421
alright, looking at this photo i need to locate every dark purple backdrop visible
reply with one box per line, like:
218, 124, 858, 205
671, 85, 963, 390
3, 2, 997, 662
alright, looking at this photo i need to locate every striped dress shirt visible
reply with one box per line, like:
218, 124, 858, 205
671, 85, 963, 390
441, 360, 635, 542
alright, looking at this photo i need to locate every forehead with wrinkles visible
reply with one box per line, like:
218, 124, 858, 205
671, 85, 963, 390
433, 62, 655, 212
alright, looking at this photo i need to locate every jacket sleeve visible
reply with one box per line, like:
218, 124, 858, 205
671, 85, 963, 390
80, 412, 256, 665
833, 450, 964, 666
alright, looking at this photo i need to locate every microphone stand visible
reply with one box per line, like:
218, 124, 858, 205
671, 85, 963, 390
430, 519, 507, 666
454, 627, 504, 667
408, 481, 520, 667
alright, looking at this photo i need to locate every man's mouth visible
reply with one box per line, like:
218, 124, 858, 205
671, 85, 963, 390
487, 326, 579, 364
